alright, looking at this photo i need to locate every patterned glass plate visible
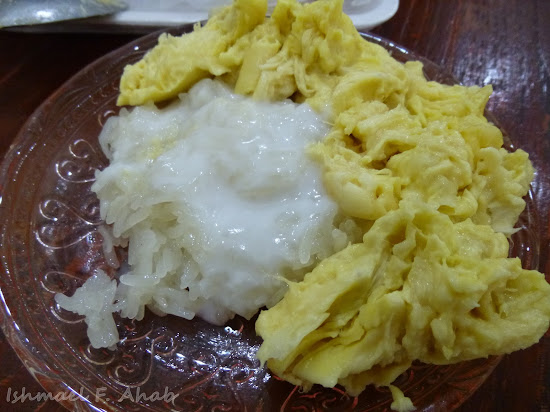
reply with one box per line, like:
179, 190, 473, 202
0, 24, 538, 412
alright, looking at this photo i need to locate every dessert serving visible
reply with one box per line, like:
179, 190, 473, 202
2, 0, 547, 411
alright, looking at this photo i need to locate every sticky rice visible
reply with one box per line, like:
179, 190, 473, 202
56, 79, 356, 347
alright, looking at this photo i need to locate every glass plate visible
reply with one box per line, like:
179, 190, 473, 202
0, 24, 538, 412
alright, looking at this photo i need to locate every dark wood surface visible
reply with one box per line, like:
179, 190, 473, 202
0, 0, 548, 410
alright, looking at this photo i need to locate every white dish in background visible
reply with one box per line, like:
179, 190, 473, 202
83, 0, 399, 32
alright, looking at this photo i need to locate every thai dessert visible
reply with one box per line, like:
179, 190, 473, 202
57, 77, 356, 348
56, 0, 550, 410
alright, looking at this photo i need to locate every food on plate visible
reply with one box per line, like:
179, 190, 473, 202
256, 204, 550, 397
117, 0, 267, 106
57, 77, 357, 343
56, 0, 550, 410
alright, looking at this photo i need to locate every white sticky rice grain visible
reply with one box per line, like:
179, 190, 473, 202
55, 270, 119, 349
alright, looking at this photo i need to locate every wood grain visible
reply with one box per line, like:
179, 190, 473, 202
0, 0, 548, 410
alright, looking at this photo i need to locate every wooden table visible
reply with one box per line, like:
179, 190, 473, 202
0, 0, 548, 410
